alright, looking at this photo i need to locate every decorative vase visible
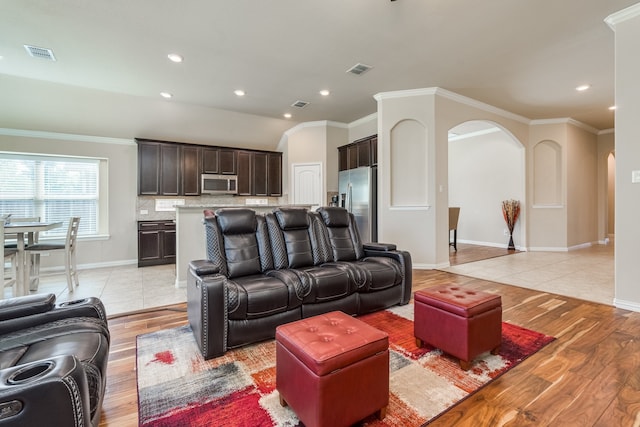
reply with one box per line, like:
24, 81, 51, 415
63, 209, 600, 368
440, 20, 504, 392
508, 234, 515, 250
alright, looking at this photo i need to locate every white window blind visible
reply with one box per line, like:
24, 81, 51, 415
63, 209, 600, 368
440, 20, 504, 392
0, 153, 100, 238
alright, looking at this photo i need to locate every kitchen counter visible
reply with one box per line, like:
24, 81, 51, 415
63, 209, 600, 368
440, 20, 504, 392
174, 204, 312, 286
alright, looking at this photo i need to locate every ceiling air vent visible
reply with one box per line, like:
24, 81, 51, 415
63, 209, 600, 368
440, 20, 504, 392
291, 100, 309, 108
346, 63, 372, 76
24, 45, 56, 61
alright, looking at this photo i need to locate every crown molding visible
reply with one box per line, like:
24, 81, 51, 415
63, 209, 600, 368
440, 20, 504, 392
0, 128, 134, 145
283, 120, 348, 138
605, 3, 640, 30
530, 118, 599, 135
374, 87, 530, 125
348, 112, 377, 129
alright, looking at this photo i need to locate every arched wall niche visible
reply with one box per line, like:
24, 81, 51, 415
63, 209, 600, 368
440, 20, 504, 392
533, 140, 562, 206
389, 119, 428, 207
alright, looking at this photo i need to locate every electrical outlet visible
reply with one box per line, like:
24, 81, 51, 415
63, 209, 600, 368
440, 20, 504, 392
503, 229, 509, 236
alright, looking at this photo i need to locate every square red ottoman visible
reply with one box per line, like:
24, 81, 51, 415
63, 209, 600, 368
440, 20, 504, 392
275, 311, 389, 427
414, 284, 502, 370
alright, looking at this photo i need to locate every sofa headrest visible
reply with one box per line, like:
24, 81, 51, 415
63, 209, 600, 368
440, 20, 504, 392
215, 208, 257, 235
317, 207, 350, 227
274, 207, 309, 230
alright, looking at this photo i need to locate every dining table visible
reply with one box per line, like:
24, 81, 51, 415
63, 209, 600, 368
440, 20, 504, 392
4, 221, 63, 296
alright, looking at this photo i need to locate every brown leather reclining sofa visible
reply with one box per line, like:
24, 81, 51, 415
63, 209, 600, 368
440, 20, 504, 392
0, 294, 110, 427
187, 206, 412, 359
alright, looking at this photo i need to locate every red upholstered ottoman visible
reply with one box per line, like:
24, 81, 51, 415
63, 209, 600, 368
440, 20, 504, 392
414, 284, 502, 370
275, 311, 389, 427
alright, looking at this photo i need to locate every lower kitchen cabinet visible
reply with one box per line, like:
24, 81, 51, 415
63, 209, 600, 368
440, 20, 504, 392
138, 220, 176, 267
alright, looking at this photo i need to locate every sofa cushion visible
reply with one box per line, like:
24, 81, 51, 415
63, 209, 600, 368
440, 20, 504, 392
226, 274, 301, 320
274, 207, 309, 230
318, 206, 351, 227
216, 208, 258, 234
293, 265, 356, 304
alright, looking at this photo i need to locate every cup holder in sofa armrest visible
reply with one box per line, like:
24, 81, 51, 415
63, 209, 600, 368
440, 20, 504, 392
363, 243, 397, 252
7, 360, 56, 385
58, 298, 90, 307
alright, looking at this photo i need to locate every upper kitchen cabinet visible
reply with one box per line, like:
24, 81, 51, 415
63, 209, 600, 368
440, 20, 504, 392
219, 149, 237, 175
236, 150, 252, 196
337, 135, 377, 171
267, 152, 282, 196
137, 140, 180, 196
202, 147, 219, 174
138, 141, 161, 195
181, 145, 202, 196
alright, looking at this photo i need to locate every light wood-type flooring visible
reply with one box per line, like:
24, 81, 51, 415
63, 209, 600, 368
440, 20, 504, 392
100, 245, 638, 426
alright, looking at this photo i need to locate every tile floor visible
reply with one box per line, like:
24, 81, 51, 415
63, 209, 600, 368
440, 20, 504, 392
442, 243, 615, 306
3, 243, 615, 317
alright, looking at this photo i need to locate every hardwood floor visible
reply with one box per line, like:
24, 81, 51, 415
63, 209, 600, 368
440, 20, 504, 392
99, 248, 640, 427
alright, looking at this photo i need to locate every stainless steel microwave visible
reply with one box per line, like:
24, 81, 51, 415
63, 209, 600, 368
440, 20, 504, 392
201, 174, 238, 194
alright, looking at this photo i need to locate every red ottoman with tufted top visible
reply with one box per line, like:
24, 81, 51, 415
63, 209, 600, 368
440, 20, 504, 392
414, 284, 502, 370
275, 311, 389, 427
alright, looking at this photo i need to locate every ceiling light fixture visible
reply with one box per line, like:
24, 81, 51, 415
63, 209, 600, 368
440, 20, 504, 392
283, 113, 292, 119
167, 53, 183, 63
576, 84, 591, 91
160, 92, 173, 99
319, 90, 330, 96
234, 89, 246, 97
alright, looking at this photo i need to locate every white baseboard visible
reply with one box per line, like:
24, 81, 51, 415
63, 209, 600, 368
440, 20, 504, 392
614, 298, 640, 313
37, 259, 138, 274
412, 262, 451, 270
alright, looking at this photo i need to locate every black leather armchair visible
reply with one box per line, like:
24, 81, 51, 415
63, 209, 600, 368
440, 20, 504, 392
0, 294, 110, 427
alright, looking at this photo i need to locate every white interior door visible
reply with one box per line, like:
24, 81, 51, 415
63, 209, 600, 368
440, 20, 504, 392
292, 163, 322, 209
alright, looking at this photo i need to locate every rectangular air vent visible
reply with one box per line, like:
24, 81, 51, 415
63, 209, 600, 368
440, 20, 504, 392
291, 100, 309, 108
346, 63, 372, 75
24, 45, 56, 61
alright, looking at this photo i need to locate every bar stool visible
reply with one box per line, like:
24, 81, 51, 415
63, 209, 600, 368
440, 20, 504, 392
25, 217, 80, 293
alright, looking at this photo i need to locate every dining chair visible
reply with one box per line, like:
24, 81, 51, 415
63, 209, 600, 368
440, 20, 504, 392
25, 217, 80, 293
449, 207, 461, 251
1, 223, 18, 299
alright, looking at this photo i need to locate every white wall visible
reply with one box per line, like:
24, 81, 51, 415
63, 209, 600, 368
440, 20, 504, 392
0, 132, 139, 269
448, 128, 524, 248
607, 3, 640, 311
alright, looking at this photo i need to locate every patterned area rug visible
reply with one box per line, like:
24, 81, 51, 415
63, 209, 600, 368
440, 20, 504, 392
137, 305, 554, 426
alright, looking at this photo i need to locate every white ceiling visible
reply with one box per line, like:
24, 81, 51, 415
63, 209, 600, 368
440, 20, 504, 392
0, 0, 635, 144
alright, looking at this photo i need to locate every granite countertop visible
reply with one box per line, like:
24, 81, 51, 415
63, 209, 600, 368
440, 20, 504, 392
176, 204, 312, 209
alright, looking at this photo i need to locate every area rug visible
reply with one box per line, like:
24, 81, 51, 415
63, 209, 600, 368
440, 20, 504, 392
136, 305, 555, 426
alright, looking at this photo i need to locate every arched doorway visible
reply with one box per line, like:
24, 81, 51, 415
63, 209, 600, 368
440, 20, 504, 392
448, 120, 526, 250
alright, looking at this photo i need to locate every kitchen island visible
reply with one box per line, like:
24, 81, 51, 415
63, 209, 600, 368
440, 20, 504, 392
174, 204, 312, 287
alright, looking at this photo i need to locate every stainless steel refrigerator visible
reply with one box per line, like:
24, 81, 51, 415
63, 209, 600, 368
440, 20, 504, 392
338, 166, 377, 242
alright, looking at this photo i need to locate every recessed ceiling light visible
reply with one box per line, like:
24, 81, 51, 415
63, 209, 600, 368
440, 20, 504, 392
234, 89, 245, 97
609, 105, 617, 111
319, 90, 330, 96
576, 84, 591, 91
167, 53, 183, 63
283, 113, 292, 119
160, 92, 173, 99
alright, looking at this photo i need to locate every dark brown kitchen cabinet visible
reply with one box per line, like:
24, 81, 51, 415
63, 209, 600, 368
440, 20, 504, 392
236, 150, 252, 195
338, 147, 348, 171
181, 145, 201, 196
267, 152, 282, 196
160, 144, 180, 195
219, 149, 237, 175
138, 142, 161, 195
138, 220, 176, 267
253, 152, 268, 196
202, 147, 219, 174
338, 135, 377, 171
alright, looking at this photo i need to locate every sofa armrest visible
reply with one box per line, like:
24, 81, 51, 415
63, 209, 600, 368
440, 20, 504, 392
0, 294, 56, 322
363, 248, 413, 305
363, 242, 397, 252
187, 267, 227, 359
189, 259, 220, 277
0, 355, 92, 427
0, 297, 108, 337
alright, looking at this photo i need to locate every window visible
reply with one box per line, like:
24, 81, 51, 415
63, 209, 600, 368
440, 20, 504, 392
0, 152, 104, 238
